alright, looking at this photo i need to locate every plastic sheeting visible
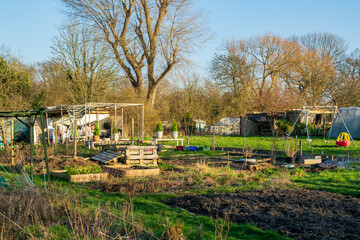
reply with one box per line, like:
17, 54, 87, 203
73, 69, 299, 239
328, 107, 360, 139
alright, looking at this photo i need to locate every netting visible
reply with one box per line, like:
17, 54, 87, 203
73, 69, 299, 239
329, 107, 360, 139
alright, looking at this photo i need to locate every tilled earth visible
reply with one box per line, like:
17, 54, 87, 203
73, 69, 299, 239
165, 189, 360, 239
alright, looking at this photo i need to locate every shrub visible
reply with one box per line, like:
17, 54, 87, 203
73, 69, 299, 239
155, 121, 163, 132
171, 121, 178, 132
64, 164, 102, 175
93, 122, 100, 136
276, 119, 293, 134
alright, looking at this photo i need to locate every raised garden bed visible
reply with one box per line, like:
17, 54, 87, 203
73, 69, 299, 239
50, 170, 109, 183
103, 164, 160, 178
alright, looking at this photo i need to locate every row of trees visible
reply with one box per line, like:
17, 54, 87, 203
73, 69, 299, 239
210, 33, 358, 112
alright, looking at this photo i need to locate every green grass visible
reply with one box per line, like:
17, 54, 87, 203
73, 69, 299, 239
291, 163, 360, 197
158, 149, 226, 158
158, 135, 360, 156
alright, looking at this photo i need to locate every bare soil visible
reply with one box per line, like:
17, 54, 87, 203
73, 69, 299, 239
165, 189, 360, 240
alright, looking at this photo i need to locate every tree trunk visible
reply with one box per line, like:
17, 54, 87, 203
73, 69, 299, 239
146, 84, 159, 108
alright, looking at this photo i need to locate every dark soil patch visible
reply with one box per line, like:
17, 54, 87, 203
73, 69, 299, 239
165, 189, 360, 240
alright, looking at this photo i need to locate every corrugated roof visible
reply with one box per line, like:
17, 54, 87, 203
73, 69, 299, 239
215, 117, 240, 126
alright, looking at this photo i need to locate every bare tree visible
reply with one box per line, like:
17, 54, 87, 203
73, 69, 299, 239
328, 49, 360, 106
281, 43, 336, 106
60, 0, 210, 107
50, 20, 118, 103
295, 32, 348, 67
211, 39, 254, 95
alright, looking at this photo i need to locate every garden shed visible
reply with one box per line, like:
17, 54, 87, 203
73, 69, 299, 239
193, 119, 206, 132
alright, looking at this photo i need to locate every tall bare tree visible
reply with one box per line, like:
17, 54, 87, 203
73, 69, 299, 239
295, 32, 348, 67
61, 0, 210, 107
211, 39, 254, 95
50, 20, 118, 103
282, 44, 336, 106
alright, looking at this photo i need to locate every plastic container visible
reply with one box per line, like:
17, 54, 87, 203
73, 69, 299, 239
189, 146, 197, 151
176, 146, 184, 151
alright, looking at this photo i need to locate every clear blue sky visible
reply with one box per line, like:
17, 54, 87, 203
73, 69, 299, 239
1, 0, 359, 76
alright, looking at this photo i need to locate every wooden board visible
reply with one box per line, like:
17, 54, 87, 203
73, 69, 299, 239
91, 151, 122, 164
103, 166, 160, 178
51, 170, 109, 183
300, 158, 322, 165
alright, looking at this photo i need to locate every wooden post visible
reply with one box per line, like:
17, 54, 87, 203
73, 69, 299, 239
110, 119, 113, 141
40, 112, 50, 181
11, 120, 14, 166
227, 151, 230, 166
295, 135, 298, 158
46, 113, 50, 145
242, 116, 246, 153
212, 133, 216, 151
299, 140, 303, 158
323, 119, 326, 141
30, 116, 34, 179
121, 107, 124, 139
131, 118, 134, 145
74, 120, 77, 158
142, 105, 144, 141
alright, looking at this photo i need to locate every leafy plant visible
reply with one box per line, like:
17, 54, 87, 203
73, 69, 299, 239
93, 122, 100, 136
155, 121, 163, 132
64, 164, 102, 175
276, 119, 293, 134
171, 121, 178, 132
113, 120, 119, 133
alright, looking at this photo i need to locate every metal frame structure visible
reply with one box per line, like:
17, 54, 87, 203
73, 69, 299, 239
45, 102, 145, 141
0, 108, 49, 181
283, 106, 357, 149
0, 102, 145, 182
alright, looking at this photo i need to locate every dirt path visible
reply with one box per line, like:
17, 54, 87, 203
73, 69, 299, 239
165, 189, 360, 239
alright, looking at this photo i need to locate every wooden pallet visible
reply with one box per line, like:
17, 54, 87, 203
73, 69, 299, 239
91, 151, 122, 164
118, 146, 158, 166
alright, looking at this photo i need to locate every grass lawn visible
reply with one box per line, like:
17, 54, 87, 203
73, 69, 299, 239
147, 135, 360, 157
291, 163, 360, 197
